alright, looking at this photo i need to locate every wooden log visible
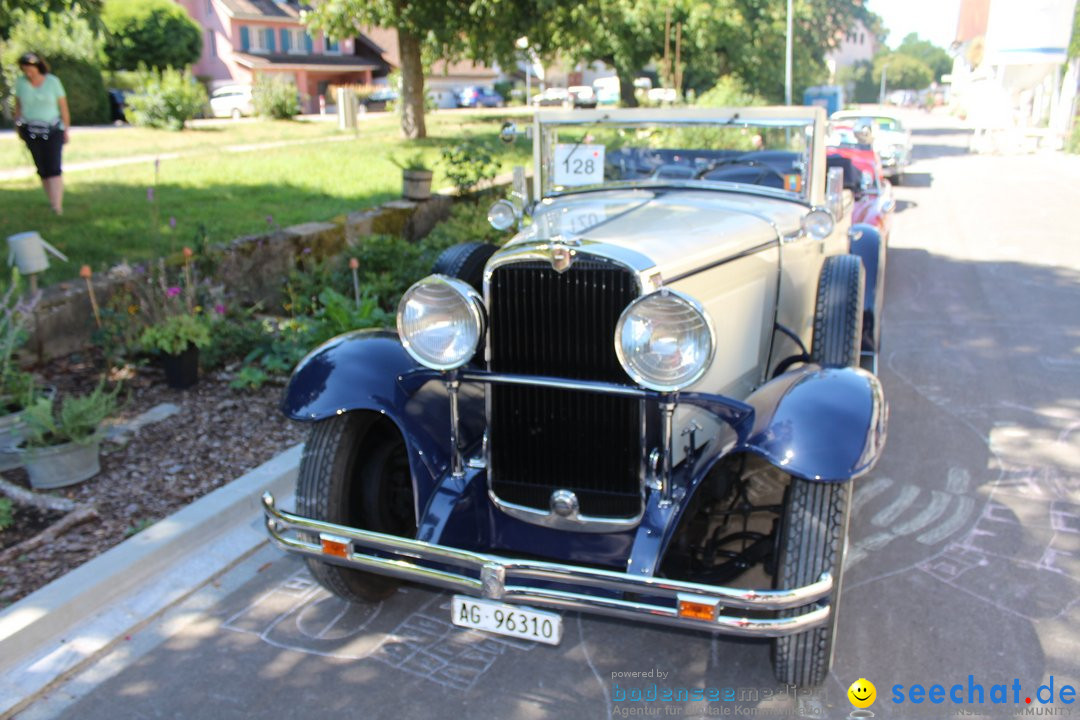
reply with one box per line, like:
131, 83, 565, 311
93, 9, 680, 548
0, 475, 79, 513
0, 506, 98, 566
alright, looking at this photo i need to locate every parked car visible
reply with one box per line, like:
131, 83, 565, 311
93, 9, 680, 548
264, 106, 889, 687
568, 85, 597, 108
360, 87, 397, 112
830, 110, 912, 183
107, 89, 130, 124
530, 87, 570, 107
208, 84, 253, 119
828, 124, 896, 246
456, 85, 504, 108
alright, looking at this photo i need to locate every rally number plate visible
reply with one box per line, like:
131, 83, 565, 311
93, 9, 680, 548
451, 596, 563, 646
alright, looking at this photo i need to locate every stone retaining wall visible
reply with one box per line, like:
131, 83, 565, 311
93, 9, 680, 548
27, 193, 455, 363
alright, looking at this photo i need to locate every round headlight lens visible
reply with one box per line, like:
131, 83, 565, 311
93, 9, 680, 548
487, 199, 517, 231
397, 275, 484, 370
804, 208, 835, 239
616, 290, 714, 392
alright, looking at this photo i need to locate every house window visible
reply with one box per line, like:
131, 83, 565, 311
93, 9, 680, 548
283, 28, 305, 54
206, 0, 213, 16
324, 35, 340, 54
247, 27, 277, 53
860, 33, 865, 44
208, 29, 217, 57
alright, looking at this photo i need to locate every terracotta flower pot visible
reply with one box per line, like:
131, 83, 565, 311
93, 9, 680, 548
402, 169, 434, 201
162, 344, 199, 389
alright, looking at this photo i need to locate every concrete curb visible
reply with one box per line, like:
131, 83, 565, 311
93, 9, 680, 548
0, 443, 303, 717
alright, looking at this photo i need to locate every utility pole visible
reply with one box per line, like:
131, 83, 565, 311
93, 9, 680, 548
879, 64, 888, 104
784, 0, 793, 105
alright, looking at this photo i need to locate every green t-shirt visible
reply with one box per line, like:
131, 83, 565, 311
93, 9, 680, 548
15, 74, 66, 124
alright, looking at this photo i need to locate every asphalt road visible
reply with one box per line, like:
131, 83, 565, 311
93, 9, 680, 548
19, 111, 1080, 720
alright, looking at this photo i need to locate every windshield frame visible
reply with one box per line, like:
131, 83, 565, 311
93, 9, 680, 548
531, 107, 828, 207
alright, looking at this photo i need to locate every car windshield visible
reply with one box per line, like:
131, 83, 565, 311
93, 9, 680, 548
536, 109, 819, 202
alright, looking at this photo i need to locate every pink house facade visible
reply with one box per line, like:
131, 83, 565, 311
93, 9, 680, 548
176, 0, 389, 112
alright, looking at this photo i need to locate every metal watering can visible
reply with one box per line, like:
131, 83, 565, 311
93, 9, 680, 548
6, 231, 68, 276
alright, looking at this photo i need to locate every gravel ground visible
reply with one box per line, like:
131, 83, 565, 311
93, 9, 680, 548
0, 353, 306, 608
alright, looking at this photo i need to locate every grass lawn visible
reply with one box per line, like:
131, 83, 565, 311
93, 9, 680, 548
0, 117, 346, 169
0, 112, 532, 285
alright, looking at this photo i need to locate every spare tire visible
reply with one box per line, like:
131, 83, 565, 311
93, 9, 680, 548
431, 242, 498, 293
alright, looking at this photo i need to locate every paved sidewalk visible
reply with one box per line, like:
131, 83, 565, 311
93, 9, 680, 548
0, 444, 303, 718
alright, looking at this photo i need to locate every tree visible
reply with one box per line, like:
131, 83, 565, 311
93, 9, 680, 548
836, 59, 878, 103
102, 0, 202, 71
873, 52, 933, 92
896, 32, 951, 81
1, 10, 109, 124
304, 0, 549, 139
0, 0, 101, 41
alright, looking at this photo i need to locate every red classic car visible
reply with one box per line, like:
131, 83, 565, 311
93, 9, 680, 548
827, 125, 895, 244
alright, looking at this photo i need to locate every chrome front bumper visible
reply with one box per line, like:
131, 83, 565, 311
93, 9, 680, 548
262, 492, 832, 638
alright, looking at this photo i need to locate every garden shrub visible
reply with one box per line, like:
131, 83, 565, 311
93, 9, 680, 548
440, 137, 500, 194
126, 66, 207, 130
252, 75, 301, 120
49, 57, 110, 125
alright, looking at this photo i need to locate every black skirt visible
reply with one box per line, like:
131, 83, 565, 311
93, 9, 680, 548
19, 122, 64, 179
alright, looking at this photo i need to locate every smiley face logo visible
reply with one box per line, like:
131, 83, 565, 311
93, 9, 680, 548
848, 678, 877, 708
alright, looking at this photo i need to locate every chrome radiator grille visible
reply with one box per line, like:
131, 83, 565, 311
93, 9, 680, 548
487, 259, 641, 518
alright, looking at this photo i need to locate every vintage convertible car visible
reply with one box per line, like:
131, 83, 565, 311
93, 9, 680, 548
263, 106, 889, 686
828, 125, 896, 245
830, 110, 913, 184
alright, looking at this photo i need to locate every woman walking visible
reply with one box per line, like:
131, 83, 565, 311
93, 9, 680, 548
13, 52, 70, 215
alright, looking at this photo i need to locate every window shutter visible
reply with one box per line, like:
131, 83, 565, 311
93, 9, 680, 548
240, 26, 250, 52
266, 28, 276, 52
280, 28, 290, 52
304, 32, 313, 53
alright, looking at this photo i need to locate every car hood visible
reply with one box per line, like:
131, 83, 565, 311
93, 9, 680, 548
874, 129, 910, 147
511, 188, 805, 280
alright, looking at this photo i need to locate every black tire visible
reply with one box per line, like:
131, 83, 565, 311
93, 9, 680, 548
296, 413, 416, 603
431, 242, 499, 293
771, 254, 863, 684
771, 479, 851, 686
810, 254, 865, 367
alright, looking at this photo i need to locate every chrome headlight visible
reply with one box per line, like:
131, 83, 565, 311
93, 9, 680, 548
615, 289, 715, 392
397, 275, 485, 370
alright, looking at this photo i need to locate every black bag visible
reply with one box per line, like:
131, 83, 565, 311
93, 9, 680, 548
17, 120, 59, 141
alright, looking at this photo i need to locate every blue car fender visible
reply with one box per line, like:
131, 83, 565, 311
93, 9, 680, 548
281, 329, 473, 516
629, 365, 887, 574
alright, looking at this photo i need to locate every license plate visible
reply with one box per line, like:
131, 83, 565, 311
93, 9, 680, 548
451, 596, 563, 646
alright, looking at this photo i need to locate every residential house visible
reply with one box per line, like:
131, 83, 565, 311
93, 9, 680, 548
826, 18, 879, 75
176, 0, 390, 112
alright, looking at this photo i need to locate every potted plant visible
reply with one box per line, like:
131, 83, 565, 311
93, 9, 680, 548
0, 269, 43, 471
392, 152, 434, 201
19, 383, 119, 489
139, 313, 211, 389
131, 251, 213, 389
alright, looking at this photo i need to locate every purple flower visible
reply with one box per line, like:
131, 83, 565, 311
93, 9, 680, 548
169, 216, 177, 229
166, 286, 181, 298
213, 303, 226, 315
154, 158, 160, 173
265, 215, 274, 226
302, 247, 312, 255
147, 187, 155, 202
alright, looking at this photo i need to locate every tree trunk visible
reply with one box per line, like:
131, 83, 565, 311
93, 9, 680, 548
397, 26, 427, 139
617, 65, 638, 107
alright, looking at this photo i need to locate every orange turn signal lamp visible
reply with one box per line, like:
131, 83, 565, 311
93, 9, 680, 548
677, 595, 718, 622
320, 534, 351, 559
